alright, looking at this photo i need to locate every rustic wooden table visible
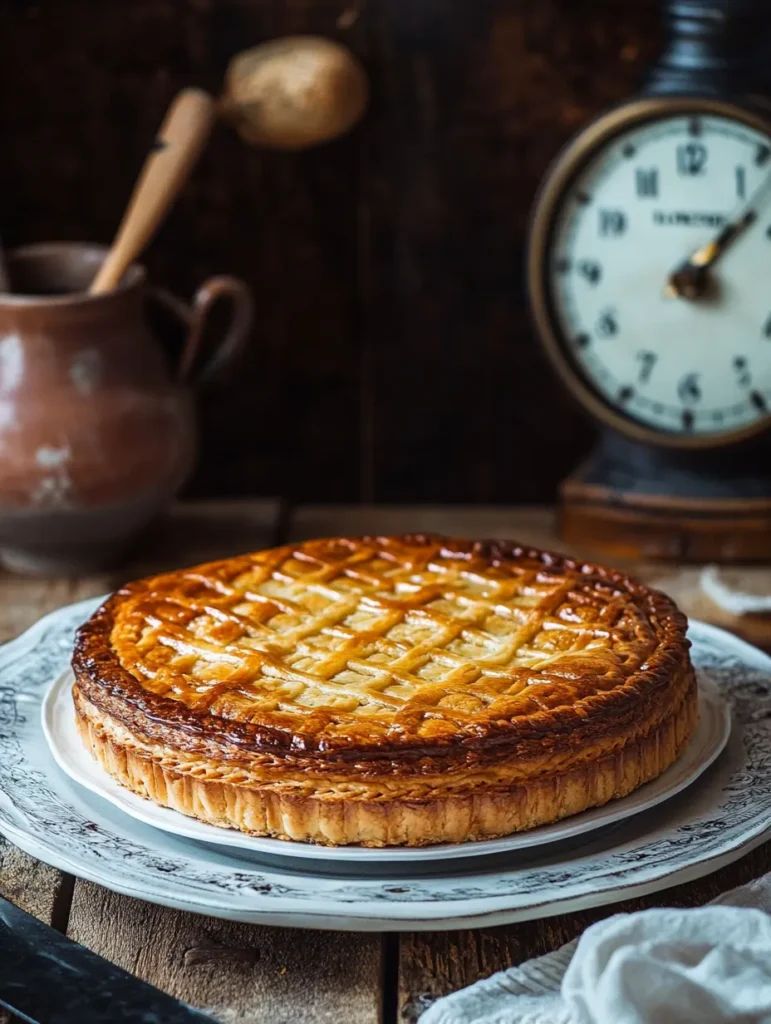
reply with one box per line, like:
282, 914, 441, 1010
1, 500, 769, 1024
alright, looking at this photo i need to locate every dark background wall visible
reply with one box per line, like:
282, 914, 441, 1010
0, 0, 661, 503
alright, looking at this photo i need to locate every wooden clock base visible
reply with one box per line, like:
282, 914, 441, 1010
559, 436, 771, 564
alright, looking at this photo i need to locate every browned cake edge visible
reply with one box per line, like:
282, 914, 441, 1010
73, 673, 697, 847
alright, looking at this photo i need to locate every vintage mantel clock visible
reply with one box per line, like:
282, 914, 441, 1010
528, 0, 771, 561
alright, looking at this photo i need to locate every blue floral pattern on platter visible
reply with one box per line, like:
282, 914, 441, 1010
0, 597, 769, 930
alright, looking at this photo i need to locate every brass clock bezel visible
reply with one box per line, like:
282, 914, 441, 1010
528, 95, 771, 450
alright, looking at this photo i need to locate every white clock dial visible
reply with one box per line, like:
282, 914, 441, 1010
550, 113, 771, 436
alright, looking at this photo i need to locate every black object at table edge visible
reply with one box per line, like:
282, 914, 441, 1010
0, 895, 214, 1023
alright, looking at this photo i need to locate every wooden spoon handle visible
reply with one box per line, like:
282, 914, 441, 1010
90, 88, 216, 295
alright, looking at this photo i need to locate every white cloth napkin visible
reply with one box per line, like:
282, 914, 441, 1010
420, 872, 771, 1024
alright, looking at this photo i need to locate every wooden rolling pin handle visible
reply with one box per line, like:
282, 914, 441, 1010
89, 88, 216, 296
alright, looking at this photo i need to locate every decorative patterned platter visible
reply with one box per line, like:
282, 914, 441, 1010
42, 667, 730, 863
0, 597, 769, 931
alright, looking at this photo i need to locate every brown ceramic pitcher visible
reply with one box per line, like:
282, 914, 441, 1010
0, 242, 252, 575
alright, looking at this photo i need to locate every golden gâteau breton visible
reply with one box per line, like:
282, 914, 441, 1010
72, 535, 697, 847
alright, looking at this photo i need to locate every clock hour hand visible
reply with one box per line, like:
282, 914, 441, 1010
666, 173, 771, 299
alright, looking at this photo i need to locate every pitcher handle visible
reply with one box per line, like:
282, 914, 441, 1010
148, 276, 253, 383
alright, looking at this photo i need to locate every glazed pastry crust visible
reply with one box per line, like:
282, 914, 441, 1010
72, 535, 698, 846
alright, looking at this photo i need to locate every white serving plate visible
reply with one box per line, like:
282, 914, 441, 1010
42, 667, 730, 863
0, 596, 768, 931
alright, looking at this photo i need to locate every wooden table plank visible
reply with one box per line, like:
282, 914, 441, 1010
289, 504, 560, 548
67, 885, 383, 1024
116, 499, 288, 577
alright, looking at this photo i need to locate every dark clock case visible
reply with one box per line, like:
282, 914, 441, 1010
534, 0, 771, 562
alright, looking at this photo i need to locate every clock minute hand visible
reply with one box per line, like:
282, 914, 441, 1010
665, 213, 757, 299
666, 172, 771, 299
685, 208, 757, 268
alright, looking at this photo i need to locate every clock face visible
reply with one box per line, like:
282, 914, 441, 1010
547, 111, 771, 438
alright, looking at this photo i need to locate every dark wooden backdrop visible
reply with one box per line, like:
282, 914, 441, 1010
0, 0, 660, 503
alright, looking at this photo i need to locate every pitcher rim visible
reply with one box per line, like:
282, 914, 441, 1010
1, 242, 146, 308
